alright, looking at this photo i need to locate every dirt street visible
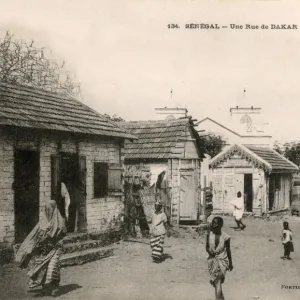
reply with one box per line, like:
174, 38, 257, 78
1, 216, 300, 300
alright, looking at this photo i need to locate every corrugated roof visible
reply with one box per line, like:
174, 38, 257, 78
0, 82, 135, 139
122, 118, 199, 160
210, 144, 299, 173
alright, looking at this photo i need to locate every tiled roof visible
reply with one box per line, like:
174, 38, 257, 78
210, 144, 299, 173
0, 82, 135, 139
122, 118, 201, 160
245, 145, 299, 172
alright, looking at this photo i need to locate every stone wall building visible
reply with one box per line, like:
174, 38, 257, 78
0, 82, 135, 246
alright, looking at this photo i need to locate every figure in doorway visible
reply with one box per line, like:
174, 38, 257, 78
61, 182, 70, 221
230, 191, 246, 230
15, 200, 68, 297
206, 216, 233, 300
61, 173, 81, 233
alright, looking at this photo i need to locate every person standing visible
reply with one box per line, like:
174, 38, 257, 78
282, 221, 293, 260
15, 200, 67, 297
230, 191, 246, 230
149, 200, 170, 262
206, 217, 233, 300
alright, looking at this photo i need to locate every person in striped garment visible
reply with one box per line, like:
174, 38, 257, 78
16, 200, 67, 297
149, 200, 170, 262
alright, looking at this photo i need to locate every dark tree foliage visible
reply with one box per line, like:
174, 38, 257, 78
274, 140, 300, 166
104, 114, 125, 122
199, 133, 227, 158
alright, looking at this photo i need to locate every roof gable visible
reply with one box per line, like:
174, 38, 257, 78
0, 82, 135, 139
210, 144, 299, 173
122, 118, 203, 160
197, 117, 272, 138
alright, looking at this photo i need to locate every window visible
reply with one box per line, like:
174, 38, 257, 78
94, 163, 108, 197
275, 174, 281, 190
94, 162, 123, 198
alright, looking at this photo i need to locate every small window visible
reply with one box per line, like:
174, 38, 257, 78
94, 163, 108, 198
275, 174, 281, 190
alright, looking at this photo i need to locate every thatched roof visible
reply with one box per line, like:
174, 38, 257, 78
210, 144, 299, 173
0, 82, 135, 140
122, 118, 203, 160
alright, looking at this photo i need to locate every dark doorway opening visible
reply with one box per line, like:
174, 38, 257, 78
244, 174, 253, 212
58, 153, 86, 233
60, 153, 80, 233
14, 150, 40, 243
268, 175, 276, 211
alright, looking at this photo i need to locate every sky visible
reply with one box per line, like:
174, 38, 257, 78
1, 0, 300, 142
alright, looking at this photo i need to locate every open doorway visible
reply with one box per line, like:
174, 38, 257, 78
14, 150, 40, 243
60, 153, 86, 233
244, 174, 253, 212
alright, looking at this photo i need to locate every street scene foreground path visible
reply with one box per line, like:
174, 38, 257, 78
1, 216, 300, 300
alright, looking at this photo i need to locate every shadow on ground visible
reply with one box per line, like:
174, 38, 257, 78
30, 284, 82, 298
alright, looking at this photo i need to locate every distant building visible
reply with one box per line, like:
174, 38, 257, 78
122, 117, 206, 225
210, 144, 299, 215
196, 105, 272, 147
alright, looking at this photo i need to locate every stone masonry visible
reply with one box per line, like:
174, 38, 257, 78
0, 129, 125, 247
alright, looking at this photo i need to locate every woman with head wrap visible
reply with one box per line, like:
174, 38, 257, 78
148, 200, 170, 262
15, 200, 67, 296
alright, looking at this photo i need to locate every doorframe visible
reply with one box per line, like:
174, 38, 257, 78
179, 168, 197, 223
51, 152, 87, 233
14, 148, 40, 243
243, 173, 253, 212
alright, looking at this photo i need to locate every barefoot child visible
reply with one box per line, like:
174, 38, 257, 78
282, 221, 293, 260
206, 217, 233, 300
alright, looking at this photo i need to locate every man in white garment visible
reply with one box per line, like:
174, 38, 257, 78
230, 191, 246, 230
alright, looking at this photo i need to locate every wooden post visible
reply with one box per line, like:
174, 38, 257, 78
203, 176, 207, 216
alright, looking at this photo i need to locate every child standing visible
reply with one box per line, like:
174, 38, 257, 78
282, 221, 293, 260
206, 217, 233, 300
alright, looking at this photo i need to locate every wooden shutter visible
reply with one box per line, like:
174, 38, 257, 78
78, 155, 87, 232
212, 173, 223, 211
51, 155, 61, 201
108, 164, 123, 192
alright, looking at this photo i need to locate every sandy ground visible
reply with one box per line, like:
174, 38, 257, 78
1, 216, 300, 300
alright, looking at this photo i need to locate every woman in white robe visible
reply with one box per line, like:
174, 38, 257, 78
230, 191, 246, 230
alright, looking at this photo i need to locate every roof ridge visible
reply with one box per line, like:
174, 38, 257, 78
0, 81, 136, 140
210, 144, 272, 171
125, 118, 189, 123
0, 81, 75, 102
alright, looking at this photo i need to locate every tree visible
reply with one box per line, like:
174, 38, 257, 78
199, 133, 227, 158
0, 31, 81, 97
104, 114, 125, 122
